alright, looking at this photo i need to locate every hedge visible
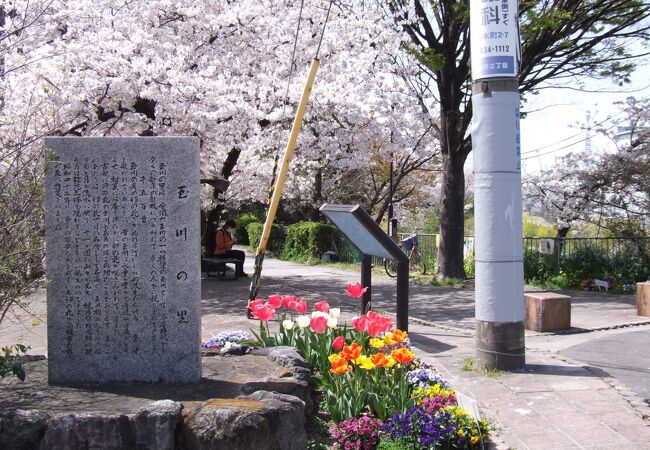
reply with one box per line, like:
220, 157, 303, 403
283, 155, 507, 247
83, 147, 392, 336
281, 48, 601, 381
235, 213, 260, 245
282, 221, 341, 261
246, 222, 285, 254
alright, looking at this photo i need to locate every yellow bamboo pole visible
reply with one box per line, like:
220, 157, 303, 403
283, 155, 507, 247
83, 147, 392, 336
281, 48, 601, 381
256, 59, 320, 256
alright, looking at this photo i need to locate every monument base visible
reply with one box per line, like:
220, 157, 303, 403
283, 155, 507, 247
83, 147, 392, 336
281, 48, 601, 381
476, 320, 525, 371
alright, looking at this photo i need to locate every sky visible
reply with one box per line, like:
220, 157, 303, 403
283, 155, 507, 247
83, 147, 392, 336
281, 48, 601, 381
519, 63, 650, 175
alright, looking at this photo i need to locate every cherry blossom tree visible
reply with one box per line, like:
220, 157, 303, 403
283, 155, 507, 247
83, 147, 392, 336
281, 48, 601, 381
386, 0, 650, 279
2, 0, 442, 272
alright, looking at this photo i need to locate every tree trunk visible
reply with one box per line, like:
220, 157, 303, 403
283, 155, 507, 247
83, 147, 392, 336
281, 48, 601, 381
553, 226, 570, 260
436, 150, 466, 279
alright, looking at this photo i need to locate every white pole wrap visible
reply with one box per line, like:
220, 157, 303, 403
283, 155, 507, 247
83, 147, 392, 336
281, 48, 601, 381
473, 89, 524, 322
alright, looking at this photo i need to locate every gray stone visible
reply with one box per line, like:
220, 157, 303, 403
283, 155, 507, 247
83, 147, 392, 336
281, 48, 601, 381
253, 346, 309, 369
0, 409, 50, 450
182, 391, 306, 450
44, 137, 201, 384
219, 344, 250, 356
134, 400, 183, 450
241, 376, 313, 415
39, 413, 132, 450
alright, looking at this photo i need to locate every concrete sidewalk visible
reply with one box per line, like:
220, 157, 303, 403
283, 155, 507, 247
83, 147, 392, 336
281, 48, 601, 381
2, 252, 650, 449
200, 254, 650, 449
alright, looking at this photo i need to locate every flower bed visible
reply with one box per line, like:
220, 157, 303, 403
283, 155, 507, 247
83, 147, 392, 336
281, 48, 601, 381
243, 283, 490, 449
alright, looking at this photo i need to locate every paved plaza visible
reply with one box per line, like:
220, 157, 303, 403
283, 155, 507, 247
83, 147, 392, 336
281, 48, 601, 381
2, 252, 650, 449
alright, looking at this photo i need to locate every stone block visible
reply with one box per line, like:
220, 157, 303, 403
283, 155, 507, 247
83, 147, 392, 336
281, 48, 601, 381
44, 137, 201, 384
182, 392, 306, 450
0, 409, 50, 450
39, 414, 132, 450
524, 292, 571, 332
637, 282, 650, 317
134, 400, 183, 450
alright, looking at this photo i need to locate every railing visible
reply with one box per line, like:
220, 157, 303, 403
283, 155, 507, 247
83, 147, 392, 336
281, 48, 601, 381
338, 233, 474, 267
339, 234, 649, 280
523, 236, 650, 261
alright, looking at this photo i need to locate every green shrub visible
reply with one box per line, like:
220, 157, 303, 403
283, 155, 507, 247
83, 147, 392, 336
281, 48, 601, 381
246, 222, 285, 254
464, 253, 475, 278
282, 222, 341, 262
524, 251, 559, 284
1, 344, 29, 381
235, 213, 260, 245
524, 242, 650, 289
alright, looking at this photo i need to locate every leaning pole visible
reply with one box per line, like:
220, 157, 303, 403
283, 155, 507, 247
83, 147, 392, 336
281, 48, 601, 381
470, 0, 525, 369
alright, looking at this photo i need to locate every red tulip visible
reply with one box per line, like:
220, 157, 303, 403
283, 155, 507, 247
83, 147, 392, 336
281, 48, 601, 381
267, 294, 283, 309
294, 299, 307, 314
252, 305, 275, 321
248, 299, 264, 312
332, 335, 346, 351
345, 282, 368, 299
314, 300, 330, 313
282, 295, 298, 309
310, 316, 328, 334
352, 315, 368, 333
367, 319, 385, 337
367, 310, 381, 320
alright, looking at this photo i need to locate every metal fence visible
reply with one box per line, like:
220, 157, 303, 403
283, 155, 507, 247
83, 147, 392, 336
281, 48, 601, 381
339, 234, 649, 274
524, 236, 650, 262
338, 233, 474, 266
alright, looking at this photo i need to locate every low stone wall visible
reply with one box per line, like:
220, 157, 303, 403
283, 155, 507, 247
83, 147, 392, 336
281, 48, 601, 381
0, 347, 312, 450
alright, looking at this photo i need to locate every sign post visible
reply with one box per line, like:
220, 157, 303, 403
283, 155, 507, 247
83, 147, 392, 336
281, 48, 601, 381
320, 204, 409, 331
470, 0, 525, 370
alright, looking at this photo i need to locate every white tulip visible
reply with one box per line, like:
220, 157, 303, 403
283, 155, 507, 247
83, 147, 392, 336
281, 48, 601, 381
311, 311, 329, 319
327, 317, 338, 328
282, 320, 295, 330
329, 308, 341, 319
296, 315, 310, 329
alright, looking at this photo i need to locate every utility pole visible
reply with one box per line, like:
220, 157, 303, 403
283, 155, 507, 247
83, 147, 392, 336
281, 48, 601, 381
470, 0, 525, 369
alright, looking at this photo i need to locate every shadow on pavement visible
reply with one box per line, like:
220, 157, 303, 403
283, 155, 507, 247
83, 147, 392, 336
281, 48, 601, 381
408, 332, 456, 354
522, 363, 610, 378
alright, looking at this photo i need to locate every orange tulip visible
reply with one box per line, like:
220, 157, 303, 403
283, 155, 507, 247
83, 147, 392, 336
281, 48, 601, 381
391, 347, 415, 365
341, 342, 362, 362
392, 329, 408, 343
370, 352, 395, 368
329, 353, 352, 375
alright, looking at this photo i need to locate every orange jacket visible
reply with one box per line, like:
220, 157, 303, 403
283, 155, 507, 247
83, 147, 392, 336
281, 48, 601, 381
215, 227, 235, 255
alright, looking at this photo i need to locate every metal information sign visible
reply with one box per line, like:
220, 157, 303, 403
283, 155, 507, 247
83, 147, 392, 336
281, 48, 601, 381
320, 204, 409, 331
470, 0, 520, 78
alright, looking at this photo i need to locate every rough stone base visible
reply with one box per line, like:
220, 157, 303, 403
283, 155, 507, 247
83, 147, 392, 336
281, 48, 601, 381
637, 282, 650, 317
476, 320, 525, 371
524, 292, 571, 332
0, 349, 311, 450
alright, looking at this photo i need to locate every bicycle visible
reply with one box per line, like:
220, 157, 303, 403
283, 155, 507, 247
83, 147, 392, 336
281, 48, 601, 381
384, 234, 426, 277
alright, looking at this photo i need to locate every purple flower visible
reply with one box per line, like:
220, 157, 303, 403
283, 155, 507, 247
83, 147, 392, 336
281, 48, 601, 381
406, 368, 450, 389
202, 330, 251, 348
382, 404, 458, 448
333, 416, 382, 450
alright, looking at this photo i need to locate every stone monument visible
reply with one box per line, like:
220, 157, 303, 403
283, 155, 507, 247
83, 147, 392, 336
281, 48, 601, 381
44, 137, 201, 384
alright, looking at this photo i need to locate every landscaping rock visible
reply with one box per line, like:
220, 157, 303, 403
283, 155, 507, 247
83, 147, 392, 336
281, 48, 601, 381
253, 346, 309, 369
0, 409, 50, 450
241, 376, 313, 415
289, 366, 311, 382
182, 391, 306, 450
39, 413, 132, 450
134, 400, 183, 450
241, 390, 307, 449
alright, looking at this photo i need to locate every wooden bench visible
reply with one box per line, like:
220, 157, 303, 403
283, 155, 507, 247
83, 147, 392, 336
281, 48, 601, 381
524, 291, 571, 332
201, 257, 240, 280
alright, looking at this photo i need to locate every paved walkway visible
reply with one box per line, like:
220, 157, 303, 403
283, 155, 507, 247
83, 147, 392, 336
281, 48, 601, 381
2, 252, 650, 449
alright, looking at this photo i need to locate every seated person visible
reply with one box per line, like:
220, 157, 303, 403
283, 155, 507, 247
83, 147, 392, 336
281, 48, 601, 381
215, 219, 248, 277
